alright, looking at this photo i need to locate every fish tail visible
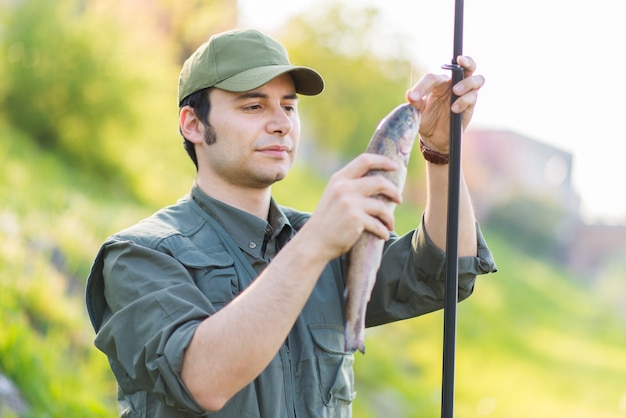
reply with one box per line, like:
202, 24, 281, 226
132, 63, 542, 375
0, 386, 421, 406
344, 325, 366, 354
343, 274, 367, 353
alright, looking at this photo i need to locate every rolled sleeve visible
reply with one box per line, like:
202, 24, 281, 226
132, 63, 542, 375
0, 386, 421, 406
365, 217, 497, 327
412, 219, 497, 289
93, 241, 213, 415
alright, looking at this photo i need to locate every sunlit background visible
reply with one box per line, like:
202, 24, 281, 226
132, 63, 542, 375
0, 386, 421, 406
241, 0, 626, 225
0, 0, 625, 417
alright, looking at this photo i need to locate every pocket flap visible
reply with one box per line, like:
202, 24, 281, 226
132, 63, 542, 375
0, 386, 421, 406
170, 245, 233, 269
309, 324, 346, 355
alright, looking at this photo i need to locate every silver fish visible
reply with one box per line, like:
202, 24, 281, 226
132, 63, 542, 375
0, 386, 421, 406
344, 103, 421, 353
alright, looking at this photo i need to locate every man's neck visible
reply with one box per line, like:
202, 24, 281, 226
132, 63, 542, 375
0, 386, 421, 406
195, 177, 272, 220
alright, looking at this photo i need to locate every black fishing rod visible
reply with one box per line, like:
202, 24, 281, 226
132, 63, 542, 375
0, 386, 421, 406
440, 0, 465, 417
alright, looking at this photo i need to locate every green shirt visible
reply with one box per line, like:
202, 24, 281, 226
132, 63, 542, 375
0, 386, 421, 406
86, 184, 496, 417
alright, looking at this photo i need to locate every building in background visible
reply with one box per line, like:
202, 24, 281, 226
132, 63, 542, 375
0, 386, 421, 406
463, 129, 579, 223
463, 129, 626, 277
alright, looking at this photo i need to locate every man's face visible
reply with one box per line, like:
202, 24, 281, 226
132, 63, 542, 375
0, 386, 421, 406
198, 74, 301, 190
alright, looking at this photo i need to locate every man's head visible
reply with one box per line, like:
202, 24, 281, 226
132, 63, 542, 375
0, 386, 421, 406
178, 29, 324, 168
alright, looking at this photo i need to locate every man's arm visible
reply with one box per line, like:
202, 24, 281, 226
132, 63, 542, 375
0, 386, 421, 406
406, 55, 484, 256
424, 164, 477, 256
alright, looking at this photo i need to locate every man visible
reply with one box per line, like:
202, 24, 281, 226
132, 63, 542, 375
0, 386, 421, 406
86, 28, 496, 417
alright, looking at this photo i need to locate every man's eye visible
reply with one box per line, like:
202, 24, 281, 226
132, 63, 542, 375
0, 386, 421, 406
243, 104, 262, 111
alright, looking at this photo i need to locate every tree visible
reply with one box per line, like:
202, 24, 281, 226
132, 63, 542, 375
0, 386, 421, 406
0, 0, 237, 204
0, 0, 138, 175
277, 3, 422, 160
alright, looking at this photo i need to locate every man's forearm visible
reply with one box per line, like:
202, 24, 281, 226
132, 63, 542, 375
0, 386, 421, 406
423, 162, 478, 257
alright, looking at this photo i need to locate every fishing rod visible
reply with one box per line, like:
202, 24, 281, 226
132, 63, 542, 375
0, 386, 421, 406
440, 0, 465, 417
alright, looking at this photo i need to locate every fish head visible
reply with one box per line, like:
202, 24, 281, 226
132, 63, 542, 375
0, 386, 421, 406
371, 104, 421, 166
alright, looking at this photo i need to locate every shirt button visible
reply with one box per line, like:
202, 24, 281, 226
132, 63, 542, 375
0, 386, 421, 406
248, 241, 257, 249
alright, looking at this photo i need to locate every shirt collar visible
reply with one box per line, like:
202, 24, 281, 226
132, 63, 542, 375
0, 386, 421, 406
190, 183, 293, 258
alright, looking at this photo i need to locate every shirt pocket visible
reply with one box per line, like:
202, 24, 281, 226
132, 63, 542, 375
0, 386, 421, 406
172, 245, 238, 311
309, 324, 356, 407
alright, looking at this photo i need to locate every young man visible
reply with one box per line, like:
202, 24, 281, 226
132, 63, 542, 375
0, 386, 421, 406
87, 28, 496, 417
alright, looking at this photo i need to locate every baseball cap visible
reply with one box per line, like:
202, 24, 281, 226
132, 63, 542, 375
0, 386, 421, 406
178, 28, 325, 104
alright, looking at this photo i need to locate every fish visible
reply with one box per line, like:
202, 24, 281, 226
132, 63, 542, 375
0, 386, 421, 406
344, 103, 421, 354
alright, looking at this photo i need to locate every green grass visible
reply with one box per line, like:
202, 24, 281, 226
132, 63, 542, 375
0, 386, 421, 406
1, 119, 625, 417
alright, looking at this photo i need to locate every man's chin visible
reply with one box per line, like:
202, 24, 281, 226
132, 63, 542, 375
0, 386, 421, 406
249, 171, 288, 188
267, 167, 289, 184
272, 172, 287, 183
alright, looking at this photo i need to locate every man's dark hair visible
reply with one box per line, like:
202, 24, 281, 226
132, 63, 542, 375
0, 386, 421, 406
179, 87, 216, 169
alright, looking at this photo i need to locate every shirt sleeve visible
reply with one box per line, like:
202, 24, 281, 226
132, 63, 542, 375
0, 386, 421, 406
93, 240, 214, 415
365, 218, 497, 327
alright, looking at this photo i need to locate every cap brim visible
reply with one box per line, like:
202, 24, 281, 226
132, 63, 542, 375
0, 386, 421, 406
214, 65, 324, 96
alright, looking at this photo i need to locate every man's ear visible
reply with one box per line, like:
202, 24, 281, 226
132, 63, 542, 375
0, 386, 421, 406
179, 106, 204, 144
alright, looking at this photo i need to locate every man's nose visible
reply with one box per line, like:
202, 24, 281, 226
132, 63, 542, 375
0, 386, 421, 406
266, 108, 292, 135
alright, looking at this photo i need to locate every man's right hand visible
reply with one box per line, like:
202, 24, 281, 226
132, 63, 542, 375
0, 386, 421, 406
302, 153, 402, 260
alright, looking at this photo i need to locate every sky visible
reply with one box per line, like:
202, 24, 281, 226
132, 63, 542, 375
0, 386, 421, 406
239, 0, 626, 224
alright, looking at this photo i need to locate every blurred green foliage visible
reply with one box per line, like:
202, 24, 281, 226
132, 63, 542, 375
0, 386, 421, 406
0, 0, 231, 207
0, 122, 135, 417
1, 0, 625, 417
0, 0, 137, 177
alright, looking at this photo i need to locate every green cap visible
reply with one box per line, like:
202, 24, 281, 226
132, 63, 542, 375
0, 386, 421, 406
178, 29, 324, 104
